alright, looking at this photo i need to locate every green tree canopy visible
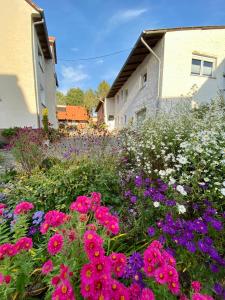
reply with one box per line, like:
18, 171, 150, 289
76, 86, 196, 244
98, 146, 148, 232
66, 88, 84, 106
84, 89, 98, 114
56, 91, 66, 105
96, 80, 110, 100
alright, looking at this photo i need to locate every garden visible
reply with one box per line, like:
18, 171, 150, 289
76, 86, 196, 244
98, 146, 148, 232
0, 99, 224, 300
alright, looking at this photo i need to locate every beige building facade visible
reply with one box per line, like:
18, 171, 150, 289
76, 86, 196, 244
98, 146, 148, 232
105, 26, 225, 130
0, 0, 58, 129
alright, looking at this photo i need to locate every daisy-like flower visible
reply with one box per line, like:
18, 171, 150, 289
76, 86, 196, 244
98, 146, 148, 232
16, 237, 33, 251
14, 201, 34, 215
70, 196, 91, 214
168, 281, 180, 295
47, 233, 64, 256
141, 288, 155, 300
154, 266, 168, 284
42, 259, 53, 274
191, 281, 202, 293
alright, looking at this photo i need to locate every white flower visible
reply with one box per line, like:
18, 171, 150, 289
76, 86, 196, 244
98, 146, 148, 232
153, 201, 160, 208
169, 177, 176, 185
176, 185, 187, 196
177, 155, 188, 165
221, 188, 225, 196
223, 181, 225, 187
177, 204, 186, 214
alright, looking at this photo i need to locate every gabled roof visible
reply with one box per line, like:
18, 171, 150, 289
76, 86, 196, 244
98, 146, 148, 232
25, 0, 42, 12
25, 0, 54, 60
107, 25, 225, 98
57, 106, 89, 121
95, 101, 104, 113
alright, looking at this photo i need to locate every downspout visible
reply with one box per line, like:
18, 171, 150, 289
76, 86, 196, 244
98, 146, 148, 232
32, 18, 44, 128
141, 36, 161, 112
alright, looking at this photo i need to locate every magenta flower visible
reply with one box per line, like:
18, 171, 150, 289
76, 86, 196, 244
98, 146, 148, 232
42, 259, 53, 274
47, 233, 64, 256
14, 201, 34, 215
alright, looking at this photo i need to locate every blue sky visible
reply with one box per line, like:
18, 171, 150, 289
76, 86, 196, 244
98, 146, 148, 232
37, 0, 225, 93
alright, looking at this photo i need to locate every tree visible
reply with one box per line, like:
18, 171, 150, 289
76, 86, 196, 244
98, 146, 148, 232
96, 80, 110, 100
56, 91, 66, 105
66, 88, 84, 106
84, 89, 98, 114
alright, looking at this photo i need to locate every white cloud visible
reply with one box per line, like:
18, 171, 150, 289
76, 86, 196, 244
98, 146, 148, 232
60, 65, 89, 93
109, 8, 148, 25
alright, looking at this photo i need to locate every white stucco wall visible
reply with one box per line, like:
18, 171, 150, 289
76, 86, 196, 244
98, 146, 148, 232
0, 0, 38, 129
161, 29, 225, 106
0, 0, 58, 129
108, 38, 165, 130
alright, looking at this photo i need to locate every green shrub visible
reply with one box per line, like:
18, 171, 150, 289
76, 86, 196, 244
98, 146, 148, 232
6, 155, 122, 211
1, 127, 18, 138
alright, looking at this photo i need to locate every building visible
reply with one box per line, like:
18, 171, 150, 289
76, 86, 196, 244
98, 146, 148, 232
104, 26, 225, 130
57, 105, 89, 127
0, 0, 58, 130
95, 101, 105, 124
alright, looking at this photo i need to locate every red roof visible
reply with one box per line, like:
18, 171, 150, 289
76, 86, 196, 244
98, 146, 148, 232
57, 106, 89, 121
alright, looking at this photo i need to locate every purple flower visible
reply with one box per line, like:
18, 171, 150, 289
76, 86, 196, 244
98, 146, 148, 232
197, 239, 209, 253
147, 227, 155, 237
124, 190, 132, 197
130, 196, 137, 204
192, 203, 199, 210
128, 252, 144, 270
213, 283, 224, 295
185, 241, 196, 253
28, 226, 38, 236
165, 200, 176, 207
210, 219, 223, 231
134, 176, 143, 188
210, 264, 219, 273
158, 235, 166, 244
32, 211, 44, 225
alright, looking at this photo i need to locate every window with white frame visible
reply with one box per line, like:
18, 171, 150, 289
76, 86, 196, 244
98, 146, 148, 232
191, 55, 215, 77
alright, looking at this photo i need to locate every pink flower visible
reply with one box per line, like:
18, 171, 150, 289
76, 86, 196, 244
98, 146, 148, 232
110, 253, 127, 277
154, 266, 169, 284
4, 275, 11, 284
51, 276, 60, 286
70, 196, 91, 214
44, 210, 69, 229
81, 264, 95, 284
168, 281, 180, 295
16, 237, 33, 251
4, 244, 17, 257
166, 265, 179, 282
0, 273, 4, 284
0, 203, 6, 209
14, 201, 34, 214
47, 233, 64, 255
129, 283, 142, 300
180, 295, 189, 300
83, 230, 104, 261
141, 288, 155, 300
42, 259, 53, 274
52, 279, 75, 300
90, 192, 101, 211
192, 293, 213, 300
191, 281, 202, 293
40, 222, 49, 234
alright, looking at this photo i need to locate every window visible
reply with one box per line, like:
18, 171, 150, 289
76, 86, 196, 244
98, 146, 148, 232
40, 84, 46, 106
124, 115, 127, 124
136, 108, 146, 124
125, 89, 128, 102
141, 72, 148, 88
108, 115, 114, 121
38, 46, 44, 71
121, 90, 124, 101
191, 59, 201, 75
191, 55, 215, 77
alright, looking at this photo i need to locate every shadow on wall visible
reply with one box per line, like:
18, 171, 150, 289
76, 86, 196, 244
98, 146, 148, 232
0, 75, 38, 129
159, 57, 225, 112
